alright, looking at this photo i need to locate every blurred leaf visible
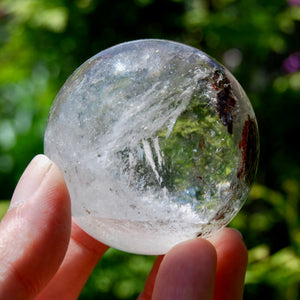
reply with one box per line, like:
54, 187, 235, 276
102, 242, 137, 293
0, 200, 9, 220
1, 0, 68, 31
246, 246, 300, 287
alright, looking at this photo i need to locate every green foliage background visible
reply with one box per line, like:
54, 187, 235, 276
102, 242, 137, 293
0, 0, 299, 299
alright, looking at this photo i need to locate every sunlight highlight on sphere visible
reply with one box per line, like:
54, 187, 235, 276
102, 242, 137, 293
44, 39, 259, 255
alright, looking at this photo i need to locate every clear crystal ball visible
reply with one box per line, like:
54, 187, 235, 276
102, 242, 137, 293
44, 39, 259, 255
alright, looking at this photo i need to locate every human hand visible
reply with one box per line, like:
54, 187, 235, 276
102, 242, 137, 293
0, 155, 247, 300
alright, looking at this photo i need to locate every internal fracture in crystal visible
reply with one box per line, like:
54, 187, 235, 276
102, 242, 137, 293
44, 39, 259, 255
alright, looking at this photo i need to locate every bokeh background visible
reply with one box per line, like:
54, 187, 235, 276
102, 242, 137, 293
0, 0, 299, 299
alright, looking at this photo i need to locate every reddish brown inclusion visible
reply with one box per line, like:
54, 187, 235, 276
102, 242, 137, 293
212, 70, 236, 134
237, 115, 259, 185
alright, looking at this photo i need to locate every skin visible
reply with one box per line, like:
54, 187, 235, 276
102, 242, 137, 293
0, 155, 248, 300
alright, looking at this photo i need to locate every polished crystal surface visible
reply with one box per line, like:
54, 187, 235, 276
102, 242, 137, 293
44, 39, 259, 255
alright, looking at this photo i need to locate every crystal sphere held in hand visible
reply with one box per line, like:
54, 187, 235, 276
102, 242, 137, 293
44, 40, 259, 255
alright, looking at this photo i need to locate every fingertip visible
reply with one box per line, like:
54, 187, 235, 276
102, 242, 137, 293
208, 227, 243, 243
152, 238, 217, 300
169, 237, 217, 267
208, 227, 247, 267
208, 228, 248, 300
10, 155, 53, 209
17, 154, 71, 239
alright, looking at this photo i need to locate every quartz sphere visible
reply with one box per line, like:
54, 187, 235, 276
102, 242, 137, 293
44, 39, 259, 255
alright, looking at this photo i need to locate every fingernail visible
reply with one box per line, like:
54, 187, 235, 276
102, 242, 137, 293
10, 155, 53, 209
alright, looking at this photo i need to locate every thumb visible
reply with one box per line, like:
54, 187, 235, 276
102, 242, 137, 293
0, 155, 71, 300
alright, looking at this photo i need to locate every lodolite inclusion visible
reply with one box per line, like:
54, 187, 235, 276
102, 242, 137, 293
44, 39, 259, 255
